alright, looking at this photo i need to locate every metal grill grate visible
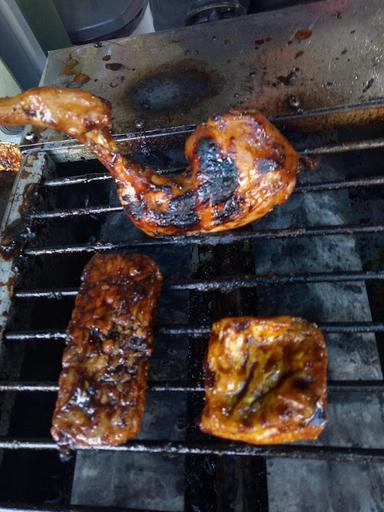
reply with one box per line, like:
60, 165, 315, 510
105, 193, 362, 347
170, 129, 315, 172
1, 100, 384, 510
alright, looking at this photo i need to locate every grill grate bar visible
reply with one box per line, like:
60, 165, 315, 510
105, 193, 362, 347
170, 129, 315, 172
0, 380, 382, 393
43, 172, 111, 187
22, 224, 384, 254
31, 176, 384, 220
0, 502, 158, 512
13, 270, 384, 298
38, 137, 384, 189
4, 322, 384, 341
300, 137, 384, 156
0, 438, 382, 463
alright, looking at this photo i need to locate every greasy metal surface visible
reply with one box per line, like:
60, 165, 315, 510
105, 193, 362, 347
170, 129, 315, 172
0, 153, 50, 339
0, 437, 383, 464
29, 175, 384, 219
32, 0, 384, 148
20, 223, 384, 254
17, 101, 384, 163
0, 380, 383, 393
0, 504, 156, 512
4, 322, 384, 341
12, 269, 384, 297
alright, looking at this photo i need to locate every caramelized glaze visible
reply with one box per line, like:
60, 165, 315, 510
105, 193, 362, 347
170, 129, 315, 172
0, 142, 21, 172
200, 316, 327, 444
51, 253, 162, 449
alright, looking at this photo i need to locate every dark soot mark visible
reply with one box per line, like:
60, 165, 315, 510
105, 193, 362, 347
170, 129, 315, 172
105, 63, 124, 71
197, 138, 238, 206
126, 191, 198, 229
129, 67, 217, 112
161, 192, 199, 228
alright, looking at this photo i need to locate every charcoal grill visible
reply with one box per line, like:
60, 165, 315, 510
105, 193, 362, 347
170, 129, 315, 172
2, 0, 384, 510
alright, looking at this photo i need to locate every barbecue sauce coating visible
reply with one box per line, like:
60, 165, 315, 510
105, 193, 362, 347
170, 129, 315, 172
0, 142, 21, 172
51, 253, 162, 449
200, 316, 327, 444
0, 87, 299, 236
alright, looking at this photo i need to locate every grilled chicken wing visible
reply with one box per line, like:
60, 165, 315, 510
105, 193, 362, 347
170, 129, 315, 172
200, 316, 327, 444
51, 253, 162, 450
0, 87, 300, 236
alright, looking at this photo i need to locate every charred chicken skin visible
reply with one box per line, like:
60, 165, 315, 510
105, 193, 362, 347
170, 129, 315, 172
51, 253, 162, 450
0, 87, 300, 236
200, 316, 327, 444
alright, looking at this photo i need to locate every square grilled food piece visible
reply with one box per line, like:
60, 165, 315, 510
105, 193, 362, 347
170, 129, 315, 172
200, 316, 327, 444
51, 253, 162, 449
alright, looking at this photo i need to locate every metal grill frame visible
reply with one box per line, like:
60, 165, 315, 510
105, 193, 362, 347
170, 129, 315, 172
3, 0, 384, 507
0, 100, 384, 511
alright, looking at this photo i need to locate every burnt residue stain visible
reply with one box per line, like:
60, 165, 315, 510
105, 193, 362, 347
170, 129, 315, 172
127, 59, 223, 114
294, 29, 312, 41
102, 55, 111, 61
110, 76, 125, 88
299, 156, 319, 171
60, 55, 79, 75
254, 37, 271, 49
196, 138, 238, 207
60, 54, 90, 86
105, 63, 124, 71
73, 73, 90, 85
362, 78, 374, 94
275, 69, 299, 87
0, 217, 31, 260
286, 95, 302, 111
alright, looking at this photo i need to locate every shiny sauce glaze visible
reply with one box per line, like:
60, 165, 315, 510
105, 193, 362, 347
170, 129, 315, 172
51, 253, 162, 450
0, 142, 21, 172
200, 316, 327, 444
0, 87, 300, 236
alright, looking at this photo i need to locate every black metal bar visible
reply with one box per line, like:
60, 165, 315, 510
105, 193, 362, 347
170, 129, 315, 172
19, 97, 384, 159
0, 438, 383, 463
295, 176, 384, 193
31, 205, 122, 220
159, 322, 384, 336
4, 322, 384, 342
21, 124, 197, 156
22, 224, 384, 255
15, 289, 78, 299
300, 138, 384, 156
0, 502, 157, 512
4, 330, 67, 340
43, 172, 111, 187
0, 380, 382, 393
13, 270, 384, 299
32, 176, 384, 220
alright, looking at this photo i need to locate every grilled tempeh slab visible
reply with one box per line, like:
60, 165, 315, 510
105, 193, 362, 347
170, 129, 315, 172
200, 316, 327, 444
51, 253, 162, 449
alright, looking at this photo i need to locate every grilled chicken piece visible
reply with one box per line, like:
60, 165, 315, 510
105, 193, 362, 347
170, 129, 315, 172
51, 253, 162, 450
0, 87, 300, 236
200, 316, 327, 444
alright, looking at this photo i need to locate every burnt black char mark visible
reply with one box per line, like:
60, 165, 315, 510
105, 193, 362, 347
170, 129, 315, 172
257, 159, 278, 173
150, 191, 199, 228
196, 138, 238, 206
213, 195, 241, 224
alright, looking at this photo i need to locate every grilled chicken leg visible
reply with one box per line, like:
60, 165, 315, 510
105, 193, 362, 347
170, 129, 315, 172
0, 87, 300, 236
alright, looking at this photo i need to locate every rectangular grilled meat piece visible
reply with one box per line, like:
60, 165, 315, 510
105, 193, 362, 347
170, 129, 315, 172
51, 253, 162, 449
200, 316, 327, 444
